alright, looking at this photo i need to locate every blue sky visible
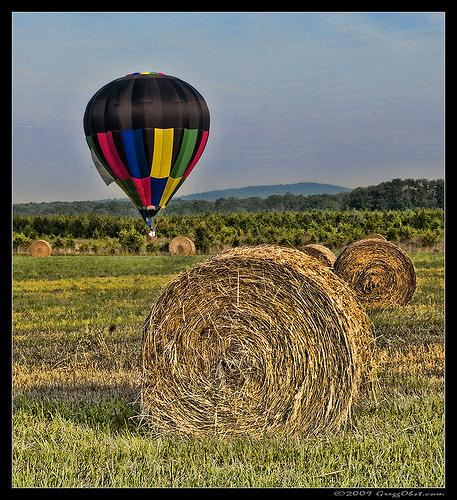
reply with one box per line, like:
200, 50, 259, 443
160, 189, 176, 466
12, 12, 444, 203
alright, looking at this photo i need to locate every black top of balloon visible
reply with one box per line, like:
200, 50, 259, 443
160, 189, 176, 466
83, 72, 210, 134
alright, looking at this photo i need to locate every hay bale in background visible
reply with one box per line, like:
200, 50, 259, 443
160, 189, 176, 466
300, 243, 337, 268
168, 236, 195, 256
141, 245, 376, 438
361, 233, 387, 241
334, 239, 416, 308
29, 239, 52, 257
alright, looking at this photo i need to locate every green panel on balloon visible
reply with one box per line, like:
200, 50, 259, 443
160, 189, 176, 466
170, 129, 199, 178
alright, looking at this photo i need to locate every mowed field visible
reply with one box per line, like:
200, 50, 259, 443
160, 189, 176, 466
12, 251, 444, 488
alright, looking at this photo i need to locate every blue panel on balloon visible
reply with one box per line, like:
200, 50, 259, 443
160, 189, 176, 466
122, 130, 141, 178
150, 177, 169, 207
133, 129, 150, 178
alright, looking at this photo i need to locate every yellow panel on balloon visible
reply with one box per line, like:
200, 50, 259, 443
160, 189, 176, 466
150, 128, 174, 178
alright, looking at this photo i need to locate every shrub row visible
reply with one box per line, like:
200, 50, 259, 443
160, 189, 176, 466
13, 208, 444, 254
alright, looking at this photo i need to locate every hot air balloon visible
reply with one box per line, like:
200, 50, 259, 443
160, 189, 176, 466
83, 72, 210, 236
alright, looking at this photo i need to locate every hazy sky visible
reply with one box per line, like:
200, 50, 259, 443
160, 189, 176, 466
12, 12, 444, 203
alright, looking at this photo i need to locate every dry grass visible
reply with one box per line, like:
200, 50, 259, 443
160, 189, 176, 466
299, 243, 337, 267
334, 239, 416, 308
141, 245, 376, 439
377, 343, 444, 378
168, 236, 196, 256
29, 239, 52, 257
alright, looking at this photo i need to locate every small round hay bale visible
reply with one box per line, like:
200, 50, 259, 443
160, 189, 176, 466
29, 239, 52, 257
168, 236, 195, 256
299, 243, 337, 268
333, 239, 416, 308
361, 233, 387, 241
142, 245, 376, 438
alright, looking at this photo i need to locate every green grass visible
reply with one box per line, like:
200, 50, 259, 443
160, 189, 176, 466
12, 254, 207, 281
12, 252, 445, 488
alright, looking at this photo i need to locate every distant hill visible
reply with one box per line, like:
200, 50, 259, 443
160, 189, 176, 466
177, 182, 351, 201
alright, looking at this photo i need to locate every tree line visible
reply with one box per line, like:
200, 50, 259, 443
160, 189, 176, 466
13, 178, 443, 216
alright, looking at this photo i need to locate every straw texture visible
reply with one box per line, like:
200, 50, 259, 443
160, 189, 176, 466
141, 245, 376, 438
29, 239, 52, 257
168, 236, 196, 256
334, 239, 416, 308
300, 243, 337, 268
361, 233, 387, 241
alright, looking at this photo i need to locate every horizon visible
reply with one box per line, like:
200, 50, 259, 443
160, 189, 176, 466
12, 176, 444, 205
13, 12, 444, 204
12, 180, 351, 204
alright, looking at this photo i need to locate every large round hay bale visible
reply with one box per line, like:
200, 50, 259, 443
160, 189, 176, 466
300, 243, 337, 268
361, 233, 387, 241
29, 239, 52, 257
141, 245, 376, 438
168, 236, 195, 256
333, 239, 416, 308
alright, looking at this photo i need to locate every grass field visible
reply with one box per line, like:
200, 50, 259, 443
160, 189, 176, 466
12, 252, 444, 488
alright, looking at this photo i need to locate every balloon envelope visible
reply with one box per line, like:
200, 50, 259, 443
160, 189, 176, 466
83, 72, 210, 226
